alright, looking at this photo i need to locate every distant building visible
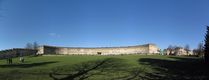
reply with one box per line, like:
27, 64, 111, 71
174, 48, 187, 55
163, 47, 189, 56
37, 44, 160, 55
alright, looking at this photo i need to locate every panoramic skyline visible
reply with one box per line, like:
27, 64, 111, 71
0, 0, 208, 50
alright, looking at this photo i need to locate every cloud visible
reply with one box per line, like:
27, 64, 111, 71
49, 33, 61, 37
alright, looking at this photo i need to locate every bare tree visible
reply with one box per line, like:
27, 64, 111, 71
33, 42, 39, 50
193, 49, 197, 56
197, 42, 204, 57
174, 46, 182, 56
184, 44, 190, 55
25, 43, 33, 49
25, 42, 39, 49
167, 45, 174, 55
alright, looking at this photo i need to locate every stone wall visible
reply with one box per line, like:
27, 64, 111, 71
37, 44, 159, 55
148, 44, 159, 53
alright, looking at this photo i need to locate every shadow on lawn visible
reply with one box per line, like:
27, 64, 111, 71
0, 61, 58, 68
49, 58, 146, 80
139, 57, 209, 80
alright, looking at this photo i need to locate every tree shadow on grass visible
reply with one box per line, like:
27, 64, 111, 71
49, 58, 146, 80
0, 61, 58, 68
138, 57, 209, 80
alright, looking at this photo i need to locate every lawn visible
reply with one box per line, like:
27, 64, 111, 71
0, 55, 208, 80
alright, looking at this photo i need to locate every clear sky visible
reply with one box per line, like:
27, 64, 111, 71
0, 0, 208, 50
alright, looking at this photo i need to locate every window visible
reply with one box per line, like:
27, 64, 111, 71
97, 52, 102, 55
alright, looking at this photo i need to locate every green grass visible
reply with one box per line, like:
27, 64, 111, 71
0, 55, 208, 80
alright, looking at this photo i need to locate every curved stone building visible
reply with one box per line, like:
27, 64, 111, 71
37, 44, 159, 55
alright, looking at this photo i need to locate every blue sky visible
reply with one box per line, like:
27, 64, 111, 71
0, 0, 208, 50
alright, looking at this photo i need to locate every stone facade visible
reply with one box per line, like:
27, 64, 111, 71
37, 44, 160, 55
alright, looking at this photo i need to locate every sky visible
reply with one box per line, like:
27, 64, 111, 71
0, 0, 209, 50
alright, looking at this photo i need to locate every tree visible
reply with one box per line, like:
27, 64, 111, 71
25, 43, 33, 49
204, 26, 209, 64
174, 46, 182, 56
193, 49, 198, 56
33, 42, 39, 50
193, 43, 204, 57
184, 44, 190, 55
167, 45, 174, 55
197, 42, 204, 57
25, 42, 39, 50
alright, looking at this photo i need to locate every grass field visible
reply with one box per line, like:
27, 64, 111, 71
0, 55, 208, 80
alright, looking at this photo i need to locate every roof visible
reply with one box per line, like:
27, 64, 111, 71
40, 44, 156, 49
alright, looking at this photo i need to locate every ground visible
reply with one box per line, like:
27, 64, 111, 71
0, 55, 208, 80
